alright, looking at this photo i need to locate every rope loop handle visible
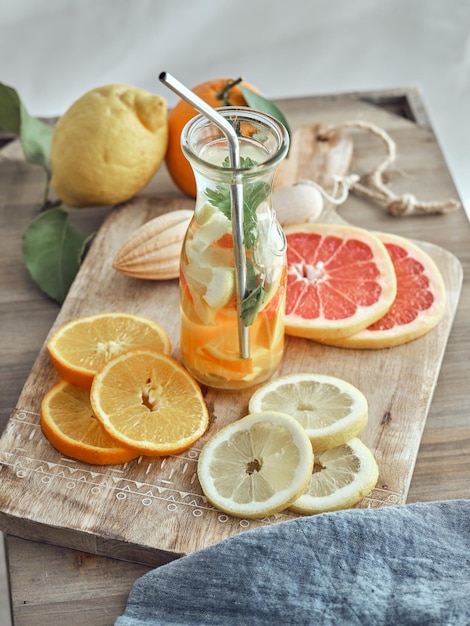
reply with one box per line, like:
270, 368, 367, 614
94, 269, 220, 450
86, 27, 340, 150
318, 120, 461, 217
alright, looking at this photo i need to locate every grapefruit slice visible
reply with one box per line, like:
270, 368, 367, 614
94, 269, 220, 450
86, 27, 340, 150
284, 224, 397, 340
319, 232, 446, 349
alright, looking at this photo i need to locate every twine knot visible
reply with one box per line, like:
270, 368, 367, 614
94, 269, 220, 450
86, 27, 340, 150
319, 121, 461, 217
386, 193, 418, 216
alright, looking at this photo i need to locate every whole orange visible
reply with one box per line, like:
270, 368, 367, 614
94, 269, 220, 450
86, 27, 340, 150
166, 78, 260, 197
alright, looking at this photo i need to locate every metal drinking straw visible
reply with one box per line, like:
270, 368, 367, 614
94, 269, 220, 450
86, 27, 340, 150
159, 71, 250, 359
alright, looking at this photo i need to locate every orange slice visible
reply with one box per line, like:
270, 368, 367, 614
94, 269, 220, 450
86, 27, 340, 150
41, 380, 139, 465
320, 232, 447, 348
284, 223, 397, 340
47, 312, 171, 389
90, 349, 209, 455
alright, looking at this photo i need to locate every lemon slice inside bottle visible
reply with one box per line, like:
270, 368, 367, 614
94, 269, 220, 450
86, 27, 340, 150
203, 267, 235, 308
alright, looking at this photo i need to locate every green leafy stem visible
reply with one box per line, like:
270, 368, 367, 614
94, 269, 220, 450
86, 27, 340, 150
205, 156, 270, 326
0, 82, 94, 303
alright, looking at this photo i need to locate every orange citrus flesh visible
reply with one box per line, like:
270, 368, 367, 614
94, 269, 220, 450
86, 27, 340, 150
180, 268, 286, 389
47, 312, 171, 390
90, 349, 209, 455
284, 224, 397, 340
319, 232, 447, 349
41, 380, 139, 465
166, 78, 259, 197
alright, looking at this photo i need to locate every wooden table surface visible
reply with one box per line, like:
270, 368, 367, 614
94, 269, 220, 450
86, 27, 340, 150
1, 88, 469, 625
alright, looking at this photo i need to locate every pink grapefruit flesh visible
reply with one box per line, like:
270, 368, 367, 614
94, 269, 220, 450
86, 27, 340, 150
284, 223, 397, 340
319, 232, 446, 349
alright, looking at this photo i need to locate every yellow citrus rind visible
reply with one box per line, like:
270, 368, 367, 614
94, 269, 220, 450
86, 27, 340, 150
51, 84, 168, 207
290, 438, 379, 515
248, 372, 368, 452
197, 411, 314, 519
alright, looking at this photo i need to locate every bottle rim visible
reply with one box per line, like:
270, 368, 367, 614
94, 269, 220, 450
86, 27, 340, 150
180, 106, 289, 176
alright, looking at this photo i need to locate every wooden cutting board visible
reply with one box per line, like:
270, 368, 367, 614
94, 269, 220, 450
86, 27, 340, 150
0, 124, 463, 568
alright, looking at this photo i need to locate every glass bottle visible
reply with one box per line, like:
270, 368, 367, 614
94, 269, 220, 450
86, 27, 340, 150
179, 107, 289, 390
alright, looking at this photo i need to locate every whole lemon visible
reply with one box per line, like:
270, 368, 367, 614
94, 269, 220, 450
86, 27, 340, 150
50, 84, 168, 207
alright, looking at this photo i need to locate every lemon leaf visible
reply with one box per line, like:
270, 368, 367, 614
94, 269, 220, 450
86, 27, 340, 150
240, 85, 291, 141
22, 207, 94, 303
0, 82, 53, 175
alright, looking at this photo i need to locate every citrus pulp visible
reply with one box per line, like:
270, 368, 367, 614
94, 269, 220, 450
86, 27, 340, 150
284, 223, 397, 340
290, 438, 379, 514
47, 312, 171, 390
90, 349, 209, 455
197, 411, 314, 519
318, 232, 447, 348
248, 372, 368, 452
41, 380, 139, 465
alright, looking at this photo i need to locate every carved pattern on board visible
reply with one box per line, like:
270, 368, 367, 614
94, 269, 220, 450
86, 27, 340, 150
1, 408, 404, 528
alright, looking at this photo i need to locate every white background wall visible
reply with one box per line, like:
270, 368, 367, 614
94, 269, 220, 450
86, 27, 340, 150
0, 2, 469, 621
1, 0, 469, 215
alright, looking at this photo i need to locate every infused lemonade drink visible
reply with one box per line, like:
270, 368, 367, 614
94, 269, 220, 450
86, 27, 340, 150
180, 108, 289, 390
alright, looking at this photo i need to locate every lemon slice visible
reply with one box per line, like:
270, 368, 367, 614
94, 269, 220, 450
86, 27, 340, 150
183, 203, 235, 313
183, 263, 235, 316
186, 242, 233, 269
203, 267, 235, 308
197, 412, 314, 519
194, 201, 225, 226
191, 203, 231, 251
248, 373, 368, 452
290, 438, 379, 514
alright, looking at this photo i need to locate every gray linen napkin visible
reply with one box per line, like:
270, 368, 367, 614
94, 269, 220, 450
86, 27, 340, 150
116, 500, 470, 625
